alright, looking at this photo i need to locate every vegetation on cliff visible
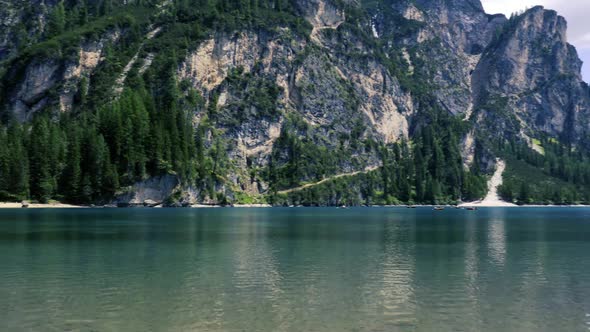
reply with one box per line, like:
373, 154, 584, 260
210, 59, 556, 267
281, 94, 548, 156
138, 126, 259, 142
0, 0, 588, 206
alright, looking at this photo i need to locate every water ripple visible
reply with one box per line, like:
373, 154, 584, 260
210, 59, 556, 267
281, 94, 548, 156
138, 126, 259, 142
1, 208, 590, 331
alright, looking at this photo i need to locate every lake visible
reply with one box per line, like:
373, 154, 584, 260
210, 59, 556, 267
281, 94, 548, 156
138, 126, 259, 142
1, 207, 590, 331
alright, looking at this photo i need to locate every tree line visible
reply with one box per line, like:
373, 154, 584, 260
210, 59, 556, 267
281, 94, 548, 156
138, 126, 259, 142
1, 0, 587, 206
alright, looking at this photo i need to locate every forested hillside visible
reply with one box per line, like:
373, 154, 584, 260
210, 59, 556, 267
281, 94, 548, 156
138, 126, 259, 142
0, 0, 588, 206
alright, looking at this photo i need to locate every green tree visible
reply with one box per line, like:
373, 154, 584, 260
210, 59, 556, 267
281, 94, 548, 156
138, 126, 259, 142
47, 1, 66, 37
28, 117, 55, 202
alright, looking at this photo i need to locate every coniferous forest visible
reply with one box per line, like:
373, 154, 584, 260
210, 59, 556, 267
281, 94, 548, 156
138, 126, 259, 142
0, 0, 589, 206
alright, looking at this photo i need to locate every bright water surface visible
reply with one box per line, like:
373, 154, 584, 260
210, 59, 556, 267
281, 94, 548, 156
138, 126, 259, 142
1, 207, 590, 331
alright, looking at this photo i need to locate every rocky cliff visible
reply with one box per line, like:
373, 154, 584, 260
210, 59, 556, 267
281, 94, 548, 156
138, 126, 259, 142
0, 0, 588, 205
473, 6, 590, 147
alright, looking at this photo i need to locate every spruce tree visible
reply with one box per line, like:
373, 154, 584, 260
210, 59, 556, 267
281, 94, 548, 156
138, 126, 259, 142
47, 1, 66, 37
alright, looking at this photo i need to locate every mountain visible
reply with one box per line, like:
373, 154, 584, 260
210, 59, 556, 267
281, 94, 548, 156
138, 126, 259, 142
0, 0, 589, 206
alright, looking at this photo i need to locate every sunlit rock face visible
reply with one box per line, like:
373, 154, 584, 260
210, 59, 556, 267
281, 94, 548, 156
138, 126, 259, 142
3, 0, 588, 141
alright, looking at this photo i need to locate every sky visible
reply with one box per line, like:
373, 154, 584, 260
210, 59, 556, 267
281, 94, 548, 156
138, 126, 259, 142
481, 0, 590, 82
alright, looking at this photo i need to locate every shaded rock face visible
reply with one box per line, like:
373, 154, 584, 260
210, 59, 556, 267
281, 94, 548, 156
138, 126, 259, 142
0, 0, 21, 61
0, 0, 54, 62
11, 59, 61, 122
5, 30, 120, 121
380, 0, 506, 116
113, 175, 179, 205
0, 1, 117, 63
473, 6, 590, 145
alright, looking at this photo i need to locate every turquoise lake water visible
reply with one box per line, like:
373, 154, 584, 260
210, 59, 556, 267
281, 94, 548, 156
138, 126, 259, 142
1, 207, 590, 331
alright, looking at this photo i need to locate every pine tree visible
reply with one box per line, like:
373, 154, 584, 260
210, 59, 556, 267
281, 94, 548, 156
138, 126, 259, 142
28, 117, 55, 202
79, 0, 89, 25
61, 126, 82, 203
99, 0, 113, 16
6, 123, 29, 199
518, 182, 530, 205
47, 1, 66, 37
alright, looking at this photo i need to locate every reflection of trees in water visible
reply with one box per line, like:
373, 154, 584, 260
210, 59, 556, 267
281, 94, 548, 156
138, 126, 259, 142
3, 208, 590, 331
487, 211, 507, 267
371, 219, 417, 328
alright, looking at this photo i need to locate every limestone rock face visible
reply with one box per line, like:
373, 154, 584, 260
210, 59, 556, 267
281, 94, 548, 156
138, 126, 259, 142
4, 0, 588, 144
113, 175, 179, 205
176, 23, 412, 190
473, 6, 590, 146
0, 0, 56, 62
378, 0, 506, 117
3, 27, 120, 121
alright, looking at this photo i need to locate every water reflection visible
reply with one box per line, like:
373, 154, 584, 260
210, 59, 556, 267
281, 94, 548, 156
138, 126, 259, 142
0, 208, 590, 331
487, 212, 507, 267
376, 221, 416, 328
463, 210, 480, 325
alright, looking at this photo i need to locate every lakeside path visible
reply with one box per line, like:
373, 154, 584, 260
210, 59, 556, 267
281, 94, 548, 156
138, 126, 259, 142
277, 166, 380, 195
460, 159, 517, 208
0, 202, 82, 208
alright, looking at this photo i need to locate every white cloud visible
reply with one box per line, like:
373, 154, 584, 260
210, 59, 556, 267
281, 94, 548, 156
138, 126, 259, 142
575, 32, 590, 46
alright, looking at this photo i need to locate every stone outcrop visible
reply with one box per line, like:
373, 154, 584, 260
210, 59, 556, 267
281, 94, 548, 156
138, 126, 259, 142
113, 175, 179, 206
0, 0, 57, 62
4, 29, 121, 121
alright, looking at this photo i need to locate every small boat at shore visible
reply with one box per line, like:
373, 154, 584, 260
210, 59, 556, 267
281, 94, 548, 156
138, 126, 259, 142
466, 207, 478, 211
406, 205, 417, 209
433, 206, 445, 211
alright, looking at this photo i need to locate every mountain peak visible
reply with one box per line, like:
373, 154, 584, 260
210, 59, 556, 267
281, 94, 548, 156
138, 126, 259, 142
412, 0, 485, 13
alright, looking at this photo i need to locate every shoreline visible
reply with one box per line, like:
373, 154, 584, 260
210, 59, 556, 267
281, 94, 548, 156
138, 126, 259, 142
0, 202, 84, 209
1, 202, 589, 209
